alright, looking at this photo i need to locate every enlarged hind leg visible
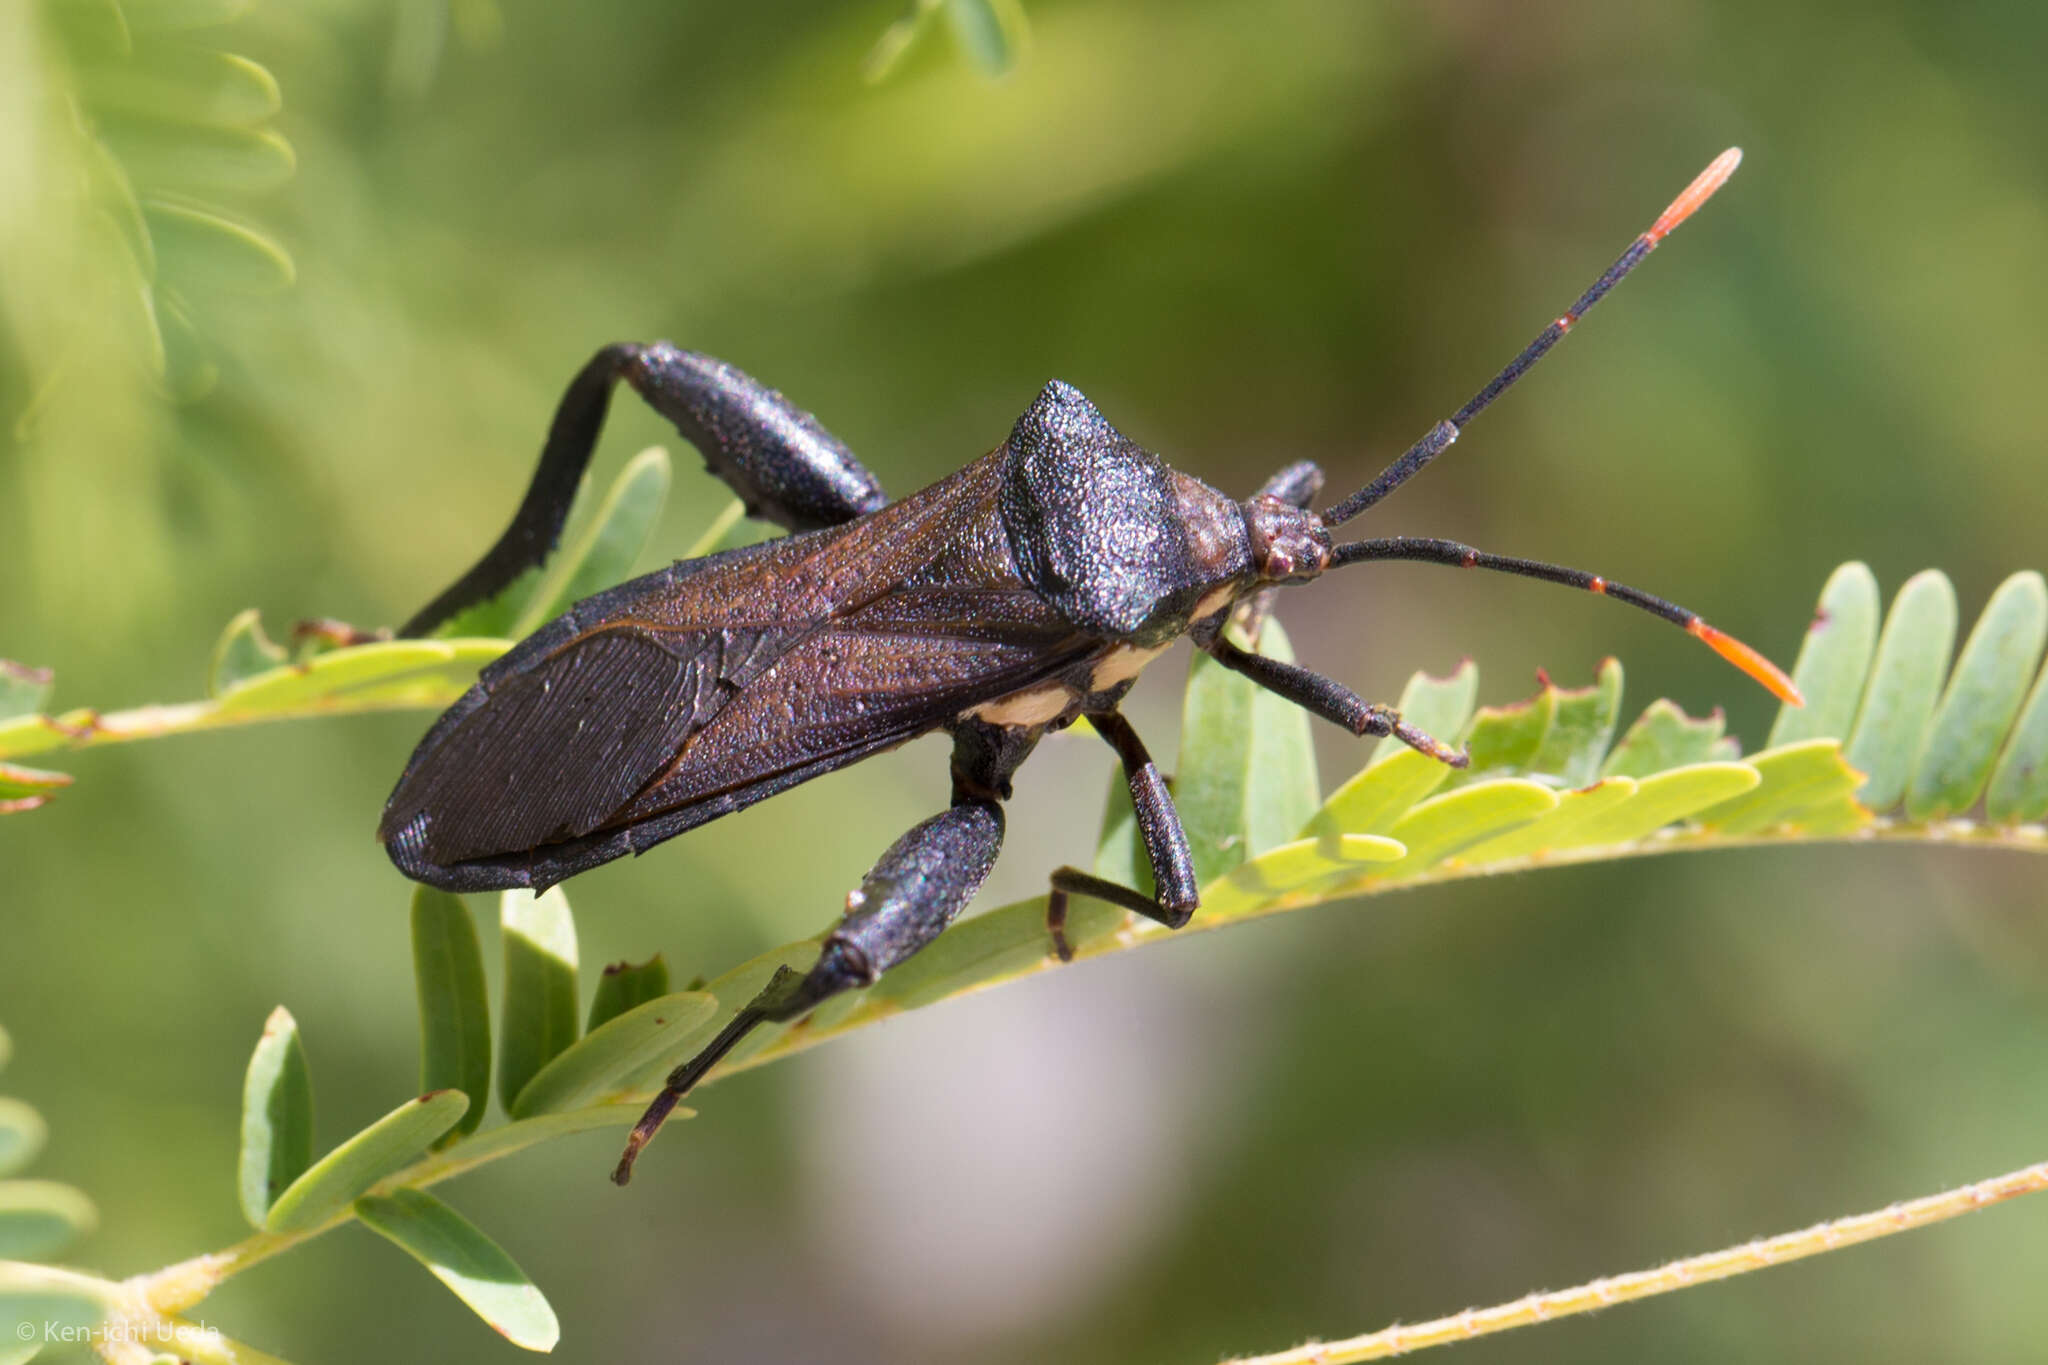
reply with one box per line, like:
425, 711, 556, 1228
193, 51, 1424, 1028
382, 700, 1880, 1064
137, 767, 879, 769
1045, 710, 1200, 962
403, 343, 888, 636
613, 798, 1005, 1184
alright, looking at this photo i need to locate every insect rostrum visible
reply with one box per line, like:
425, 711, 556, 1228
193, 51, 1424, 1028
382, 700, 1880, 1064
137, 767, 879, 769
376, 149, 1798, 1184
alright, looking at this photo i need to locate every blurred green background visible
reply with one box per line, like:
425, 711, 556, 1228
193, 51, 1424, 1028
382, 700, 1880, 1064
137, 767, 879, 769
5, 1, 2047, 1361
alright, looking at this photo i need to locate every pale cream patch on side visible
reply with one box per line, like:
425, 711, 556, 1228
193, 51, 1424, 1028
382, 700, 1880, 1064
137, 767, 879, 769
1087, 643, 1170, 692
965, 679, 1078, 728
1190, 585, 1237, 624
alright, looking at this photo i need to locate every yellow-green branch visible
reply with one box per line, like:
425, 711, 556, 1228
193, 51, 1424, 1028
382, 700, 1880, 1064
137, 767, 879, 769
1220, 1159, 2048, 1365
129, 816, 2043, 1329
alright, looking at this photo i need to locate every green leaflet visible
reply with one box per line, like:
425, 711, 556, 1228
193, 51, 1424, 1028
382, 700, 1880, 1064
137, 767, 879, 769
944, 0, 1030, 75
510, 993, 717, 1118
412, 890, 491, 1143
0, 763, 70, 810
1306, 749, 1456, 841
1306, 662, 1479, 840
441, 446, 674, 640
1174, 619, 1321, 885
514, 448, 673, 635
237, 1005, 314, 1228
1197, 834, 1406, 920
0, 1181, 98, 1259
498, 890, 581, 1113
1446, 685, 1556, 786
0, 1264, 112, 1349
1528, 659, 1625, 788
422, 1105, 659, 1173
1845, 570, 1958, 810
0, 1100, 48, 1178
0, 664, 52, 722
1697, 740, 1869, 837
1558, 764, 1760, 848
1368, 659, 1478, 768
1455, 776, 1641, 864
1987, 657, 2048, 824
588, 957, 673, 1032
76, 46, 282, 126
1767, 561, 1881, 748
1242, 623, 1322, 857
1366, 780, 1560, 879
863, 12, 923, 81
866, 0, 1030, 82
264, 1091, 469, 1234
0, 729, 66, 810
1905, 572, 2048, 820
144, 198, 295, 294
0, 1042, 85, 1266
102, 120, 297, 196
1444, 661, 1622, 790
214, 638, 507, 716
47, 0, 296, 392
355, 1189, 559, 1352
207, 610, 286, 696
1602, 699, 1737, 777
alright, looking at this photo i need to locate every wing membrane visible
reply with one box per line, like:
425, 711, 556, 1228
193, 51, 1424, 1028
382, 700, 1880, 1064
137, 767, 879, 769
386, 622, 806, 864
382, 452, 1090, 884
608, 619, 1088, 824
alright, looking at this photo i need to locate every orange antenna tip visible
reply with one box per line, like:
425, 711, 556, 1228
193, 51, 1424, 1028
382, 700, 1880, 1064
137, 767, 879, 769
1687, 618, 1804, 707
1649, 147, 1743, 242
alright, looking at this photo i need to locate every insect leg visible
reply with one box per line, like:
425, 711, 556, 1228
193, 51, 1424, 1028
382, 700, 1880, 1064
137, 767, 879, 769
1206, 635, 1469, 767
613, 798, 1004, 1185
1256, 459, 1326, 510
1045, 711, 1200, 963
402, 343, 888, 636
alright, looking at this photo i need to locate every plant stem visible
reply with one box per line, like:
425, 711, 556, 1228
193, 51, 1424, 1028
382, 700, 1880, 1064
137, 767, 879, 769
716, 819, 2048, 1077
1220, 1159, 2048, 1364
136, 819, 2046, 1316
139, 1104, 644, 1313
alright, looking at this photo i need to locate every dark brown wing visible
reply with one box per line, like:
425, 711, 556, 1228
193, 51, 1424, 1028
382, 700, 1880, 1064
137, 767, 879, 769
381, 616, 812, 865
600, 607, 1089, 828
381, 452, 1090, 888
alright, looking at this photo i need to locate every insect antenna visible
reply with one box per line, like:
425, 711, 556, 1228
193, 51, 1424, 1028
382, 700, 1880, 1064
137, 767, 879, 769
1328, 535, 1802, 705
1322, 148, 1743, 529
